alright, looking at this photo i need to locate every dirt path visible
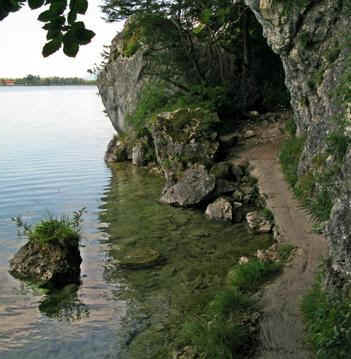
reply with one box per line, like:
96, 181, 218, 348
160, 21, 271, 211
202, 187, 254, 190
239, 140, 328, 359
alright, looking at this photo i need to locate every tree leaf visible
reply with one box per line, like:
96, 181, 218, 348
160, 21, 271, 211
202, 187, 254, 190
38, 10, 56, 22
63, 34, 79, 57
46, 28, 61, 40
75, 0, 88, 14
42, 38, 62, 57
49, 0, 67, 15
76, 28, 95, 45
67, 10, 77, 25
28, 0, 45, 10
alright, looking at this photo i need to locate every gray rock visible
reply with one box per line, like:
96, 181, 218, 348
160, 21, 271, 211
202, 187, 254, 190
230, 164, 243, 182
212, 179, 238, 198
104, 136, 130, 163
150, 108, 219, 185
326, 199, 351, 290
160, 165, 215, 207
233, 201, 244, 223
132, 143, 144, 166
9, 240, 81, 288
219, 133, 239, 148
246, 211, 273, 233
97, 30, 147, 134
210, 162, 233, 180
205, 197, 233, 221
244, 130, 255, 139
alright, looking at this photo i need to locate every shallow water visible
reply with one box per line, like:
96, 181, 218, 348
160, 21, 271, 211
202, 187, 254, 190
0, 86, 273, 359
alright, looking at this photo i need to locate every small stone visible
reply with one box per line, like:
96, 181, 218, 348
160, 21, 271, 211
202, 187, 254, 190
239, 256, 249, 265
246, 211, 273, 233
205, 197, 233, 221
118, 248, 161, 269
219, 133, 239, 148
244, 130, 256, 139
230, 164, 243, 182
232, 201, 243, 223
232, 190, 243, 202
249, 111, 260, 117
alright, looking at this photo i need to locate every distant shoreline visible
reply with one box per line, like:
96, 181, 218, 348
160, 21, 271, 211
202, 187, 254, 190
0, 83, 96, 87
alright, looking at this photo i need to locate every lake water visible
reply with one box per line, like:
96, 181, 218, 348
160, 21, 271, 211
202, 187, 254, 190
0, 86, 125, 358
0, 86, 273, 359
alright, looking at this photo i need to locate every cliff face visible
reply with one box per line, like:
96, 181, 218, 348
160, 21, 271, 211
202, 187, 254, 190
98, 1, 351, 289
97, 33, 147, 134
240, 0, 351, 289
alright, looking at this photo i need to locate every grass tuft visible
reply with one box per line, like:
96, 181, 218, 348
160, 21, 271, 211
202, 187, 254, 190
12, 208, 86, 247
302, 275, 351, 359
228, 259, 282, 292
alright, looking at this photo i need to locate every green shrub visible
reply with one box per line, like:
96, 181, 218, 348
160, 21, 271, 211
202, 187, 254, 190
261, 208, 274, 222
279, 136, 305, 187
277, 243, 296, 262
229, 259, 281, 292
181, 259, 282, 358
280, 136, 333, 222
302, 276, 351, 359
126, 83, 171, 131
326, 131, 350, 162
285, 118, 297, 136
13, 209, 86, 247
182, 288, 255, 359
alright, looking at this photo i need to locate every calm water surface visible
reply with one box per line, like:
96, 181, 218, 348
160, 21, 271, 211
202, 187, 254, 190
0, 86, 124, 358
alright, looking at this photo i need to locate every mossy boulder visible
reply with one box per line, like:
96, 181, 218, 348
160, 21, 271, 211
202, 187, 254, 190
9, 240, 82, 288
118, 248, 162, 269
150, 108, 219, 186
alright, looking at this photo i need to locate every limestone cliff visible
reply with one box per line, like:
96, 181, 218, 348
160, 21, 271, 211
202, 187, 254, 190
97, 32, 147, 134
238, 0, 351, 289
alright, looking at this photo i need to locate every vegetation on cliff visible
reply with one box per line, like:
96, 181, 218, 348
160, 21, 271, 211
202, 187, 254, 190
101, 0, 289, 120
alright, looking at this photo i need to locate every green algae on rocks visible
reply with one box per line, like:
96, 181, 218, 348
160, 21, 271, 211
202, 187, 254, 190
100, 163, 275, 359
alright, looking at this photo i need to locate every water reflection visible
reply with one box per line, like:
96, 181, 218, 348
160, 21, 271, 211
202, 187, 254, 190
39, 284, 89, 322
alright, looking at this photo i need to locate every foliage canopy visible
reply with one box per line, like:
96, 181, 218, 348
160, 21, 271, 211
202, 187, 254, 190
0, 0, 95, 57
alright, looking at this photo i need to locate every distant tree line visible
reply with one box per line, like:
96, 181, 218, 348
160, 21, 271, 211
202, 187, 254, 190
0, 74, 96, 86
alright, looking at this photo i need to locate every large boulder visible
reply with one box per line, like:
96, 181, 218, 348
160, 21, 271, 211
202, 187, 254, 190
160, 164, 216, 207
9, 240, 82, 288
150, 108, 219, 186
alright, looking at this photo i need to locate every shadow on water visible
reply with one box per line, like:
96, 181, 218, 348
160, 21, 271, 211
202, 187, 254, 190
38, 284, 89, 323
99, 163, 274, 359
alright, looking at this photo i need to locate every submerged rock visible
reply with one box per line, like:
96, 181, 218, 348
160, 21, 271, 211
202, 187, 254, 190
118, 248, 161, 269
9, 240, 82, 288
160, 164, 215, 207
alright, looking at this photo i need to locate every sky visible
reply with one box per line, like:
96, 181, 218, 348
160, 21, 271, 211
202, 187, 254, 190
0, 2, 122, 79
